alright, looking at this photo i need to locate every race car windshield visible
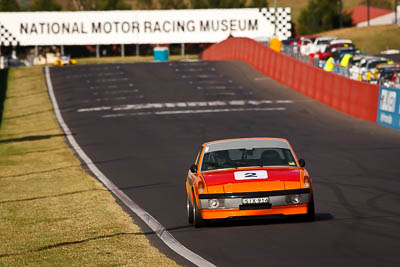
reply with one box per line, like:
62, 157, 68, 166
201, 148, 297, 171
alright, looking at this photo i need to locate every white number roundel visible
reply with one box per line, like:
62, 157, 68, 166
234, 170, 268, 180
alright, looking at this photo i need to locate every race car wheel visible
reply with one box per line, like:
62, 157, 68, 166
193, 199, 205, 228
290, 197, 315, 222
187, 198, 194, 224
305, 197, 316, 222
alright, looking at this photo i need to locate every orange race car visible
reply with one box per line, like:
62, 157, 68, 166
186, 138, 315, 227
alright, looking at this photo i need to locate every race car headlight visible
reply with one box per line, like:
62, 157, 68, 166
287, 194, 301, 204
208, 199, 224, 209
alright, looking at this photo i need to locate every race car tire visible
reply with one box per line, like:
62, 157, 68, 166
305, 197, 316, 222
298, 197, 315, 222
193, 199, 206, 228
187, 198, 194, 224
290, 197, 315, 222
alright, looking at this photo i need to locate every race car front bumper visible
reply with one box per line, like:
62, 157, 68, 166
198, 188, 311, 219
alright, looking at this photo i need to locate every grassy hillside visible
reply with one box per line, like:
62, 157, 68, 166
318, 24, 400, 55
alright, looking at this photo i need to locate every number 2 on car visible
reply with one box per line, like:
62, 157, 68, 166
234, 170, 268, 180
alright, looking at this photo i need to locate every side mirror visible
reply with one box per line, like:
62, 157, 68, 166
190, 164, 198, 173
299, 159, 306, 167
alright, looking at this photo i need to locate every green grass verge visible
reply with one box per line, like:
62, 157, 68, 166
75, 54, 198, 65
0, 65, 179, 266
318, 24, 400, 55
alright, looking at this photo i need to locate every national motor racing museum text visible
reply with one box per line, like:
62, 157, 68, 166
20, 19, 258, 35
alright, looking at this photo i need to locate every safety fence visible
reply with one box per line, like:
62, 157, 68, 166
201, 37, 380, 123
281, 46, 351, 78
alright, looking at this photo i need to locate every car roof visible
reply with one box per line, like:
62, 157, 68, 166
202, 138, 291, 152
330, 39, 352, 44
381, 68, 400, 73
378, 63, 399, 67
316, 36, 336, 40
367, 58, 390, 64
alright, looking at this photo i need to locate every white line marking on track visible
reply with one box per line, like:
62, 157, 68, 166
175, 68, 205, 72
102, 107, 286, 118
45, 67, 216, 267
169, 61, 207, 66
77, 99, 291, 113
197, 85, 243, 90
87, 78, 129, 83
254, 77, 270, 81
99, 89, 139, 95
181, 74, 222, 79
206, 92, 237, 96
80, 96, 128, 103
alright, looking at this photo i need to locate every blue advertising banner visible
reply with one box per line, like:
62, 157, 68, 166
377, 87, 400, 130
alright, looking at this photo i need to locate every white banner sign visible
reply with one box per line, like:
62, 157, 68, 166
0, 8, 291, 46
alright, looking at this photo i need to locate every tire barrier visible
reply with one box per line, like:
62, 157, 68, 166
201, 37, 380, 123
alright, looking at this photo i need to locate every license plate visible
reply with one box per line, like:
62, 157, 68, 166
242, 197, 269, 204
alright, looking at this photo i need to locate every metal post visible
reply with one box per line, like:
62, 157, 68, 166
181, 43, 185, 56
367, 0, 370, 26
35, 46, 38, 57
136, 44, 139, 57
61, 45, 64, 56
11, 46, 16, 59
274, 0, 277, 36
121, 44, 125, 57
339, 0, 343, 28
311, 0, 316, 33
96, 45, 100, 58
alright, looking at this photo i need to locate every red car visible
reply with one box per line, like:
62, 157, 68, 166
314, 43, 355, 60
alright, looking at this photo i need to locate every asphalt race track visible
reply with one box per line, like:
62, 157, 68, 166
48, 61, 400, 266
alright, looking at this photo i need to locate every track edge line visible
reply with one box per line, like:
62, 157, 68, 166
44, 66, 216, 267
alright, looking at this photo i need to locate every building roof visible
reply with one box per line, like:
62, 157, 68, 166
347, 5, 393, 25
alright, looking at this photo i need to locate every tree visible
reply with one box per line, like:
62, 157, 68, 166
31, 0, 61, 11
359, 0, 393, 10
247, 0, 269, 8
73, 0, 130, 10
190, 0, 246, 9
159, 0, 188, 9
136, 0, 153, 9
298, 0, 352, 35
0, 0, 20, 11
100, 0, 130, 10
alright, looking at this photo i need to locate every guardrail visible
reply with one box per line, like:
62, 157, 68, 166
201, 37, 379, 123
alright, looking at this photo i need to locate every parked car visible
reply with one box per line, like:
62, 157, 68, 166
315, 43, 355, 60
52, 56, 77, 66
349, 55, 372, 80
361, 58, 392, 82
299, 36, 317, 56
370, 63, 400, 83
281, 37, 300, 53
308, 36, 337, 55
378, 68, 400, 87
